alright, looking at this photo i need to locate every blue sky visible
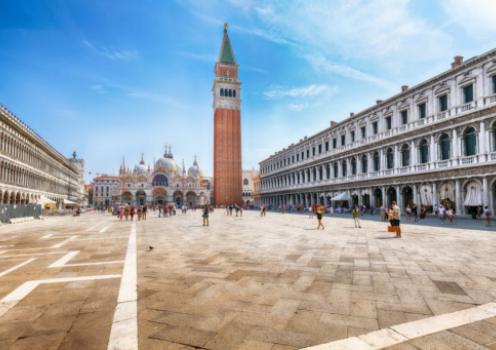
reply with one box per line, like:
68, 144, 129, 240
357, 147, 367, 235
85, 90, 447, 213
1, 0, 495, 181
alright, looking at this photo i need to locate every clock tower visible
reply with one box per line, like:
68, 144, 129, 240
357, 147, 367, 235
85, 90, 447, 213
213, 23, 242, 206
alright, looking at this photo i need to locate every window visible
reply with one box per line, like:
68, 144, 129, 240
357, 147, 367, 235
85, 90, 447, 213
233, 90, 236, 98
492, 123, 496, 152
333, 138, 337, 149
386, 148, 394, 169
401, 110, 408, 125
333, 163, 338, 178
438, 94, 448, 112
439, 133, 450, 160
325, 141, 329, 151
419, 139, 429, 163
351, 131, 355, 142
351, 158, 357, 175
341, 135, 346, 146
372, 122, 378, 135
220, 88, 224, 96
296, 154, 299, 161
463, 84, 474, 103
319, 167, 323, 180
306, 149, 310, 158
492, 75, 496, 94
401, 144, 410, 166
361, 126, 366, 139
243, 178, 249, 185
463, 127, 477, 156
373, 152, 380, 171
361, 155, 368, 173
312, 147, 316, 156
292, 155, 295, 163
385, 116, 392, 130
318, 144, 322, 154
342, 161, 347, 177
301, 151, 304, 160
418, 103, 426, 119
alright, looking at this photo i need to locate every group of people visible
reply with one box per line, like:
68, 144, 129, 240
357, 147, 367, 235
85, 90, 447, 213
117, 205, 148, 221
225, 204, 243, 217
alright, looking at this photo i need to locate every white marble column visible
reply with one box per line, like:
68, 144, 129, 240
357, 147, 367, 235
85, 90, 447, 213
382, 186, 387, 208
413, 184, 419, 206
452, 129, 459, 158
410, 140, 417, 165
482, 177, 489, 207
479, 121, 487, 155
396, 185, 401, 209
432, 182, 438, 208
455, 179, 463, 215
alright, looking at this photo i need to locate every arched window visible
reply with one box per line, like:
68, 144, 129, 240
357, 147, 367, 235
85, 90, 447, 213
318, 166, 323, 180
439, 133, 450, 160
333, 163, 338, 178
401, 144, 410, 167
326, 164, 331, 179
243, 178, 249, 185
220, 88, 224, 96
386, 148, 394, 169
351, 158, 357, 175
228, 89, 233, 97
233, 90, 236, 98
419, 139, 429, 163
361, 155, 368, 173
463, 127, 477, 156
342, 160, 347, 177
312, 167, 317, 181
373, 152, 380, 171
152, 174, 169, 187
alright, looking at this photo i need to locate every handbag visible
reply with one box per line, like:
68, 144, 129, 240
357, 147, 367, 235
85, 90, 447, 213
387, 226, 396, 232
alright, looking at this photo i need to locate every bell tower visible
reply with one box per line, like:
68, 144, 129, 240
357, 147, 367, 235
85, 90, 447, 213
213, 23, 242, 206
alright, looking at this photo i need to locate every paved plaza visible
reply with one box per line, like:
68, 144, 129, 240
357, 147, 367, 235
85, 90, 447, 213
0, 211, 496, 349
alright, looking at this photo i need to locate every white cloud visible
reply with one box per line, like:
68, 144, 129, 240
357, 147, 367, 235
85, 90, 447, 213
442, 0, 496, 35
264, 84, 335, 99
83, 40, 140, 62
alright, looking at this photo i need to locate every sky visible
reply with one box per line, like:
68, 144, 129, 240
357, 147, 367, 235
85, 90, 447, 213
1, 0, 496, 181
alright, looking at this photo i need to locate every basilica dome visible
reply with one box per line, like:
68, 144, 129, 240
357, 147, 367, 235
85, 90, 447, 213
187, 158, 202, 178
133, 155, 147, 176
155, 146, 178, 174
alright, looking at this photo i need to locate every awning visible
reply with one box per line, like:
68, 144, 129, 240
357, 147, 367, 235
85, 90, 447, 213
439, 183, 455, 201
64, 199, 79, 206
331, 192, 351, 201
464, 182, 482, 206
420, 185, 433, 206
37, 196, 56, 205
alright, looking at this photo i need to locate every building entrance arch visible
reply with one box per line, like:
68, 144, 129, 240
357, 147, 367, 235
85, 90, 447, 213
136, 190, 146, 206
387, 187, 397, 207
121, 191, 133, 204
373, 188, 382, 208
402, 186, 413, 208
173, 191, 183, 207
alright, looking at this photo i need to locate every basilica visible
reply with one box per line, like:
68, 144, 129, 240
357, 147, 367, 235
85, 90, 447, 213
93, 146, 211, 208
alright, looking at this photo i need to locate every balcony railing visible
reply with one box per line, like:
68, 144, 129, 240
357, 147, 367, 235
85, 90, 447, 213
461, 155, 476, 164
457, 101, 477, 113
485, 95, 496, 105
437, 110, 450, 120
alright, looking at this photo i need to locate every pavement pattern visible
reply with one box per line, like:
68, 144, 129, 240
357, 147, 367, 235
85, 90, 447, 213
0, 210, 496, 349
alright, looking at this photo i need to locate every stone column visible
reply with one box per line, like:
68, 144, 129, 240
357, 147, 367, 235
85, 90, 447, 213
482, 177, 489, 208
410, 140, 417, 165
394, 145, 399, 172
396, 185, 401, 209
413, 184, 419, 206
430, 135, 437, 163
432, 182, 438, 208
382, 186, 387, 208
479, 121, 487, 155
455, 179, 463, 215
452, 129, 459, 158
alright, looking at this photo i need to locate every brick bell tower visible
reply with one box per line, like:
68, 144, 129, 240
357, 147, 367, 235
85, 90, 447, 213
213, 23, 242, 206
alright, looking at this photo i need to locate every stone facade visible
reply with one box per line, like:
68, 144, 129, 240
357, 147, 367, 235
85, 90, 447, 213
260, 49, 496, 215
213, 23, 242, 206
93, 147, 212, 208
0, 104, 82, 206
242, 169, 259, 205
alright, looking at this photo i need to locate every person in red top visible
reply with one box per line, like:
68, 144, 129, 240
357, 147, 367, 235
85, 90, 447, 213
130, 206, 135, 221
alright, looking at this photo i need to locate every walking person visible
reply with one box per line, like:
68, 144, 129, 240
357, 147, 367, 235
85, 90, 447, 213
142, 205, 147, 220
439, 205, 446, 223
446, 207, 454, 224
316, 204, 325, 230
202, 204, 209, 227
260, 205, 266, 217
124, 205, 130, 221
137, 206, 142, 221
130, 206, 135, 221
412, 204, 419, 222
391, 201, 401, 238
352, 206, 361, 228
484, 206, 492, 226
308, 205, 313, 219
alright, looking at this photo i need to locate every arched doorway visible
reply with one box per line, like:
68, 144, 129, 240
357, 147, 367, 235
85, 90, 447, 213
136, 190, 146, 206
387, 187, 397, 207
351, 194, 359, 207
464, 180, 482, 218
186, 191, 197, 207
152, 174, 168, 187
121, 192, 133, 205
173, 191, 183, 207
361, 193, 370, 208
402, 186, 413, 208
152, 188, 167, 205
373, 188, 382, 208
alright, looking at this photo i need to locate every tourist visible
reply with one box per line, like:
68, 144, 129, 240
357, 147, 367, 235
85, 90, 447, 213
202, 204, 209, 226
158, 206, 162, 218
316, 204, 324, 230
434, 204, 439, 217
124, 205, 130, 221
419, 206, 426, 220
142, 205, 147, 220
391, 201, 401, 238
308, 205, 313, 218
118, 206, 124, 221
352, 206, 361, 228
412, 204, 419, 222
260, 204, 266, 216
228, 205, 233, 216
484, 206, 492, 226
446, 207, 454, 224
130, 206, 136, 221
235, 204, 240, 217
137, 206, 142, 221
405, 205, 412, 221
439, 205, 446, 223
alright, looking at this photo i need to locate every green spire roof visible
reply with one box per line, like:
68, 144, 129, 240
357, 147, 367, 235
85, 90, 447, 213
218, 22, 236, 65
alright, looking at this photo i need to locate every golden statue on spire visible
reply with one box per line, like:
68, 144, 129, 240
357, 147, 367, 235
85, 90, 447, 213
224, 22, 228, 31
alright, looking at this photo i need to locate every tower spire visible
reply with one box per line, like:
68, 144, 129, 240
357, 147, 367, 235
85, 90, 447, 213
218, 22, 236, 65
140, 152, 145, 165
